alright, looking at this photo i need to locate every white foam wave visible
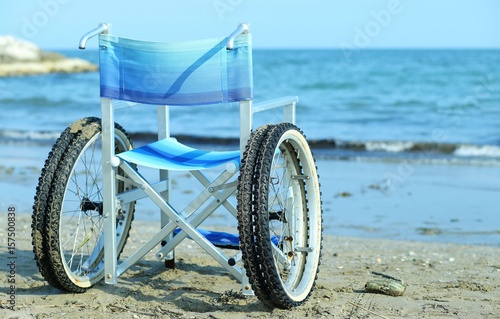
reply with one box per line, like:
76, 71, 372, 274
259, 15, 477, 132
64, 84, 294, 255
365, 141, 414, 153
0, 129, 60, 141
454, 145, 500, 158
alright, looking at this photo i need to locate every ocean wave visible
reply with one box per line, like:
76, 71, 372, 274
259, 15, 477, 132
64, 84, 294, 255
0, 96, 79, 107
389, 99, 424, 107
0, 129, 61, 143
454, 145, 500, 158
2, 129, 500, 162
365, 141, 415, 153
312, 139, 459, 154
299, 81, 357, 90
312, 139, 500, 160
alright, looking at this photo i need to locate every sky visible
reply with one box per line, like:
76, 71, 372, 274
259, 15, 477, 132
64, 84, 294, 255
2, 0, 500, 50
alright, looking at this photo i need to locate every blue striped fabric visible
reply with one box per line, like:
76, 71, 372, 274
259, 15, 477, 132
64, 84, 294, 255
117, 138, 240, 170
99, 34, 253, 105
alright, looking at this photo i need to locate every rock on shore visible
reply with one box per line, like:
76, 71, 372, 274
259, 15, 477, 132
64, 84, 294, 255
0, 35, 97, 77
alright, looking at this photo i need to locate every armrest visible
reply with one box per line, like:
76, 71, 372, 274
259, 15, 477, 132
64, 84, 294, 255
253, 96, 298, 113
252, 96, 298, 124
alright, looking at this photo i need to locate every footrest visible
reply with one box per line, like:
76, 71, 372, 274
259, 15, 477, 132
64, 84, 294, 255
173, 228, 240, 250
173, 228, 281, 250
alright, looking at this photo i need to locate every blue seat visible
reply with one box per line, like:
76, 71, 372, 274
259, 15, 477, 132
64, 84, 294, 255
117, 137, 240, 170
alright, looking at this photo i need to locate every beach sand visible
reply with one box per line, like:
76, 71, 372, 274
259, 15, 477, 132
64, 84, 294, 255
0, 214, 499, 319
1, 146, 499, 318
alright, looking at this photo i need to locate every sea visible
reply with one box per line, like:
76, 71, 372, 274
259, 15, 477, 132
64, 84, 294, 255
1, 49, 499, 245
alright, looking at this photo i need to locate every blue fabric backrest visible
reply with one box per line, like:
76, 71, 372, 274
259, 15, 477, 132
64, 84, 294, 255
99, 33, 253, 105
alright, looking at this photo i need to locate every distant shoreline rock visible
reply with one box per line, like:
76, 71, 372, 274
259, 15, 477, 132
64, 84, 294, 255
0, 35, 97, 77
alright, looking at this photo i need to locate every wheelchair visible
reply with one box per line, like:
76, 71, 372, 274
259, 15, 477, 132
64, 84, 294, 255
31, 23, 322, 309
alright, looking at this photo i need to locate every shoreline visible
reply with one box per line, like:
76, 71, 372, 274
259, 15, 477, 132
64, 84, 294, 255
1, 140, 499, 246
3, 128, 500, 163
0, 215, 499, 318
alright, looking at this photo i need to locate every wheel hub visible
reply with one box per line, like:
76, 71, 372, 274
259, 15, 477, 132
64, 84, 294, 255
80, 197, 103, 215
